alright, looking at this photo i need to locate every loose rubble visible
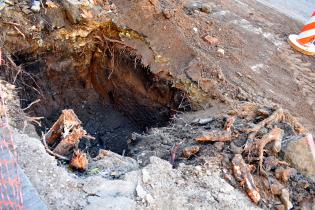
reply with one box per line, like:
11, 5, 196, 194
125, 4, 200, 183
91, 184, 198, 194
129, 103, 315, 209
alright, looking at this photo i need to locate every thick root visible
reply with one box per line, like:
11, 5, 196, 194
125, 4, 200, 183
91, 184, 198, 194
245, 128, 284, 176
45, 109, 82, 145
196, 130, 232, 142
246, 109, 305, 141
232, 154, 261, 204
53, 127, 86, 156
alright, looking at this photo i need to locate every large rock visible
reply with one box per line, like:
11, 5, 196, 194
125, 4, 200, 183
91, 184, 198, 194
284, 134, 315, 182
89, 150, 139, 178
83, 176, 137, 210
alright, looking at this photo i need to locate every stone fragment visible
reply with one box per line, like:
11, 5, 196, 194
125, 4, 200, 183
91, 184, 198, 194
230, 142, 243, 154
90, 150, 138, 178
145, 194, 154, 204
203, 35, 219, 45
270, 180, 284, 195
275, 167, 297, 183
136, 184, 147, 199
192, 117, 213, 125
183, 145, 200, 158
297, 179, 310, 189
214, 142, 224, 151
274, 204, 285, 210
162, 9, 175, 19
280, 188, 293, 210
217, 48, 225, 55
142, 169, 150, 183
184, 1, 214, 14
4, 0, 14, 6
284, 134, 315, 181
31, 0, 40, 12
62, 0, 85, 24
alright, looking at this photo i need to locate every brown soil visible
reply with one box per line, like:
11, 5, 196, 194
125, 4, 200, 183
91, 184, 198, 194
0, 0, 314, 209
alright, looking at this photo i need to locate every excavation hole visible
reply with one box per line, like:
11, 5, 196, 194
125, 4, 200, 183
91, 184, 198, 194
4, 46, 189, 157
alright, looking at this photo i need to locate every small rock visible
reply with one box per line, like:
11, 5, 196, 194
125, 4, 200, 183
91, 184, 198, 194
203, 35, 219, 45
192, 117, 213, 125
193, 27, 198, 33
162, 9, 175, 19
217, 48, 225, 55
270, 180, 284, 195
184, 2, 213, 14
230, 142, 243, 154
145, 194, 154, 204
142, 169, 150, 183
280, 188, 293, 210
300, 197, 315, 210
195, 165, 202, 171
136, 184, 147, 199
183, 145, 200, 158
297, 179, 310, 189
236, 72, 243, 77
4, 0, 14, 6
275, 167, 297, 182
214, 142, 224, 151
223, 172, 237, 186
257, 108, 271, 117
284, 134, 315, 182
274, 204, 285, 210
31, 0, 40, 12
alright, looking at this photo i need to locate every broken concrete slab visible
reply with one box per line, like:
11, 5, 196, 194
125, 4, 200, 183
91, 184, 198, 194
284, 134, 315, 182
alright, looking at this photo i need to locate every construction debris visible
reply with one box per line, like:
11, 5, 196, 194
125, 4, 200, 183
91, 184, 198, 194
283, 134, 315, 181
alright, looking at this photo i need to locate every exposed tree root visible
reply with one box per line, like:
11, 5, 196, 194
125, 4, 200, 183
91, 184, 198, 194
195, 115, 236, 142
42, 132, 70, 161
42, 109, 93, 170
232, 154, 261, 204
245, 128, 284, 176
246, 108, 305, 141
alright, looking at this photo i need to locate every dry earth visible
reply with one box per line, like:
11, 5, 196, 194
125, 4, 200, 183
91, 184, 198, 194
0, 0, 314, 209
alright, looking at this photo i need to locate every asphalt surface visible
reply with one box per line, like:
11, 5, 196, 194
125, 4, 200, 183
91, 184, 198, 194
257, 0, 314, 22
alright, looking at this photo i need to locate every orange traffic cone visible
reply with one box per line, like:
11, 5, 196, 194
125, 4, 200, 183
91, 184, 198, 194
288, 11, 315, 55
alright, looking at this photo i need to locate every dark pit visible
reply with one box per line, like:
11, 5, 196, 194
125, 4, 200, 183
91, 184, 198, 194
3, 45, 188, 157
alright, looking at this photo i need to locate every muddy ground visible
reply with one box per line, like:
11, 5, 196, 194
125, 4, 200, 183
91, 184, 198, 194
0, 0, 315, 209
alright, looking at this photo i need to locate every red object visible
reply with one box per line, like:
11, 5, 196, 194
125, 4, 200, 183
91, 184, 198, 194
297, 11, 315, 45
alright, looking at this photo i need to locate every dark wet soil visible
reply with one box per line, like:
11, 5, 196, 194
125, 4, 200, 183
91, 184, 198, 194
41, 99, 142, 156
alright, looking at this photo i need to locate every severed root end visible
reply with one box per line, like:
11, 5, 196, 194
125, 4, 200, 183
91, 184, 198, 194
70, 150, 88, 170
195, 130, 232, 142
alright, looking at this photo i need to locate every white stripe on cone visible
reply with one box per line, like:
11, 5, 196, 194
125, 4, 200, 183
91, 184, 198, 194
298, 29, 315, 39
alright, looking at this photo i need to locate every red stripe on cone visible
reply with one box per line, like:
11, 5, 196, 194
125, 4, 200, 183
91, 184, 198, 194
297, 11, 315, 45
